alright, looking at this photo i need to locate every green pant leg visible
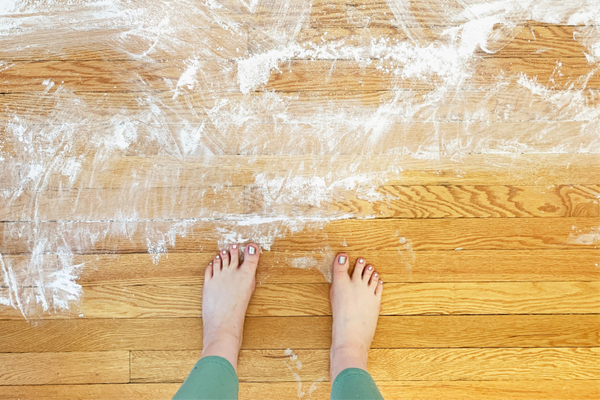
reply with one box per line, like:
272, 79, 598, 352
331, 368, 384, 400
173, 356, 239, 400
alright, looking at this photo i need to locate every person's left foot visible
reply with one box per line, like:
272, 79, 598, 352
201, 243, 260, 371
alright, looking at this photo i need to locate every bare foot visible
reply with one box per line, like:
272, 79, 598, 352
201, 243, 260, 371
330, 253, 383, 382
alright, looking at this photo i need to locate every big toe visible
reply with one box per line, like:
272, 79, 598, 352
241, 243, 260, 273
333, 253, 350, 278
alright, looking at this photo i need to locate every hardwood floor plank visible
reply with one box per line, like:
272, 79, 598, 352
3, 184, 597, 222
2, 154, 598, 191
1, 282, 597, 319
1, 380, 598, 400
3, 90, 599, 125
3, 217, 599, 255
0, 28, 247, 61
250, 26, 593, 59
261, 58, 599, 92
130, 348, 600, 382
0, 351, 129, 385
1, 187, 246, 222
0, 315, 596, 352
49, 249, 598, 287
245, 184, 600, 219
0, 60, 237, 93
2, 56, 597, 94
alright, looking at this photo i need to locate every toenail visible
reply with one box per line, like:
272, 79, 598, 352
222, 250, 227, 255
209, 262, 212, 265
359, 259, 364, 264
232, 244, 237, 249
368, 266, 373, 271
216, 255, 220, 259
338, 256, 346, 264
248, 246, 256, 255
374, 273, 378, 277
379, 280, 383, 285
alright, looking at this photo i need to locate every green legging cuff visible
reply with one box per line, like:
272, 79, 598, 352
331, 368, 384, 400
173, 356, 239, 400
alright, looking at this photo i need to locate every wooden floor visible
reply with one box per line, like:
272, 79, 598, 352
1, 0, 600, 399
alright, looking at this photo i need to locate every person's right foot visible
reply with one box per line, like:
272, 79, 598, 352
329, 253, 383, 382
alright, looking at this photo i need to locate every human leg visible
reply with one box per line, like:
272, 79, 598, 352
329, 254, 384, 400
173, 243, 260, 400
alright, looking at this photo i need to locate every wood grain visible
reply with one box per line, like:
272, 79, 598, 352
3, 216, 599, 255
3, 91, 599, 125
1, 282, 597, 319
2, 56, 598, 94
130, 348, 600, 382
245, 184, 600, 219
0, 28, 247, 61
0, 60, 237, 93
3, 380, 598, 400
41, 249, 596, 287
0, 315, 597, 352
3, 184, 597, 222
251, 26, 594, 59
0, 351, 129, 385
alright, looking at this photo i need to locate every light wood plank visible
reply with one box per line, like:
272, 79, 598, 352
251, 26, 594, 59
2, 120, 600, 159
0, 60, 237, 93
1, 380, 598, 400
2, 56, 598, 94
3, 184, 597, 222
0, 187, 245, 222
2, 217, 599, 255
0, 28, 247, 61
1, 282, 597, 319
245, 185, 600, 219
130, 348, 600, 382
0, 315, 597, 352
0, 351, 129, 385
40, 249, 596, 287
3, 154, 598, 192
3, 90, 599, 125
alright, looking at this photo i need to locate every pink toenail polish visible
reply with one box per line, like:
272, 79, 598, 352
368, 266, 373, 271
232, 244, 237, 249
248, 246, 256, 255
338, 256, 346, 264
359, 259, 364, 263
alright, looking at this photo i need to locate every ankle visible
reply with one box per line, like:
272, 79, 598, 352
202, 331, 242, 371
330, 344, 369, 382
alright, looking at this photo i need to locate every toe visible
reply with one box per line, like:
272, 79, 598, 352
241, 243, 260, 273
369, 271, 379, 288
362, 264, 374, 282
213, 254, 222, 274
333, 253, 350, 278
221, 249, 230, 268
352, 257, 366, 280
375, 279, 384, 297
205, 262, 213, 280
229, 244, 240, 268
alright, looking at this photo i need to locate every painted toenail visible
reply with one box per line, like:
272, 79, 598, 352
232, 244, 237, 249
374, 273, 378, 277
248, 246, 256, 255
222, 250, 227, 254
368, 266, 373, 271
216, 255, 220, 259
379, 280, 383, 285
359, 259, 364, 263
209, 262, 212, 265
338, 256, 346, 264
